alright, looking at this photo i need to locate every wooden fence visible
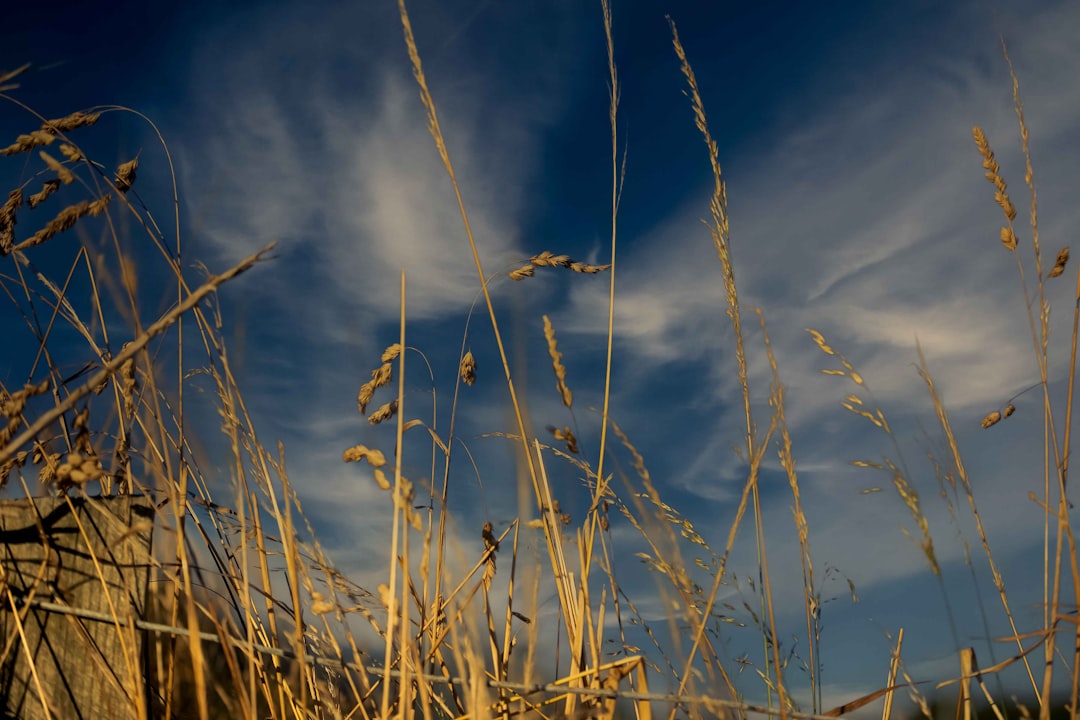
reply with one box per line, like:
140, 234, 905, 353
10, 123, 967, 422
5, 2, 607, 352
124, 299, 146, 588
0, 495, 154, 720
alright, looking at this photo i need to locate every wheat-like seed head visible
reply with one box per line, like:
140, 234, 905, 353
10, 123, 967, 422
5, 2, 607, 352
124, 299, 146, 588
980, 402, 1016, 429
115, 157, 139, 193
806, 328, 836, 356
531, 251, 567, 267
568, 261, 609, 274
972, 127, 1019, 251
0, 129, 56, 155
357, 382, 375, 415
343, 444, 392, 490
381, 343, 402, 363
15, 196, 111, 252
371, 362, 393, 390
510, 251, 611, 280
543, 315, 572, 408
120, 355, 138, 416
58, 143, 84, 163
508, 264, 534, 280
547, 425, 579, 454
44, 111, 101, 133
459, 350, 476, 386
0, 189, 20, 255
342, 444, 387, 467
0, 449, 28, 488
369, 399, 398, 425
1048, 247, 1069, 278
358, 362, 394, 414
0, 112, 99, 156
999, 226, 1018, 252
40, 150, 75, 184
28, 179, 60, 209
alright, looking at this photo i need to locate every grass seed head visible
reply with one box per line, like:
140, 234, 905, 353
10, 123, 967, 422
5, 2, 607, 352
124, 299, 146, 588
380, 343, 402, 363
981, 410, 1003, 428
358, 362, 393, 414
1000, 226, 1018, 251
310, 592, 334, 616
532, 251, 570, 267
40, 150, 75, 184
43, 110, 101, 132
806, 328, 836, 356
371, 362, 393, 389
1049, 247, 1069, 278
369, 398, 398, 425
543, 315, 572, 408
342, 444, 387, 467
569, 261, 611, 274
0, 129, 56, 155
459, 350, 476, 386
520, 250, 611, 278
19, 196, 111, 251
115, 157, 139, 193
972, 126, 1018, 227
59, 143, 84, 162
547, 424, 579, 454
1, 188, 21, 254
28, 179, 60, 209
482, 520, 499, 553
120, 355, 138, 416
357, 382, 375, 414
1, 112, 99, 156
509, 264, 534, 280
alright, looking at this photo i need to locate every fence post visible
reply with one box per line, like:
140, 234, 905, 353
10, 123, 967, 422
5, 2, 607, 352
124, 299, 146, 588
0, 494, 154, 720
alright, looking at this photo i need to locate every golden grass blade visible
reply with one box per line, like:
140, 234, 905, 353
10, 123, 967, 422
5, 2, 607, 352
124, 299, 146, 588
0, 63, 30, 90
0, 244, 274, 467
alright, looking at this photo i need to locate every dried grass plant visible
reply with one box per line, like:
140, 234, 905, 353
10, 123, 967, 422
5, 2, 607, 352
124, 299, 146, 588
0, 10, 1073, 720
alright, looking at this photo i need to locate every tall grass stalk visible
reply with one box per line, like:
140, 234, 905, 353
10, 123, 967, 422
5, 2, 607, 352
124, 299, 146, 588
1, 14, 1074, 720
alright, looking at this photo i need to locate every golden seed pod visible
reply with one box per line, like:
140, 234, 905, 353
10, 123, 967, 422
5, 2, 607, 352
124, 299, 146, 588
369, 399, 399, 425
115, 157, 139, 193
482, 521, 499, 552
1049, 247, 1069, 278
380, 343, 402, 363
27, 179, 60, 209
459, 351, 476, 386
310, 592, 334, 615
342, 444, 387, 467
1000, 226, 1017, 251
509, 264, 534, 280
543, 315, 572, 408
357, 382, 375, 415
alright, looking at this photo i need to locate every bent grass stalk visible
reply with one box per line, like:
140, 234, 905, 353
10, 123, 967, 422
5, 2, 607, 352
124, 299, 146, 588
3, 15, 1074, 720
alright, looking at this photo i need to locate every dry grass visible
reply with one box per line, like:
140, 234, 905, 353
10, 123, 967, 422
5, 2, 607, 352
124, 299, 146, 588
0, 12, 1073, 720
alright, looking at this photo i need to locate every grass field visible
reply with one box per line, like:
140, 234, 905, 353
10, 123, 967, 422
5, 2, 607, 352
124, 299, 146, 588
0, 3, 1076, 719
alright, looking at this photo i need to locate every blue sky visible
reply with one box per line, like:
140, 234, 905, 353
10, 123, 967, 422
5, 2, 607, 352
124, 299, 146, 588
5, 0, 1080, 715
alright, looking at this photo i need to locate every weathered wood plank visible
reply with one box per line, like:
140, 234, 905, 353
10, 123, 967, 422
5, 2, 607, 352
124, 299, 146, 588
0, 495, 154, 720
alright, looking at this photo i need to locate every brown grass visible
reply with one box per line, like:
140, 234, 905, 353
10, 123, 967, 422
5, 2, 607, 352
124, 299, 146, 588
0, 13, 1073, 720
